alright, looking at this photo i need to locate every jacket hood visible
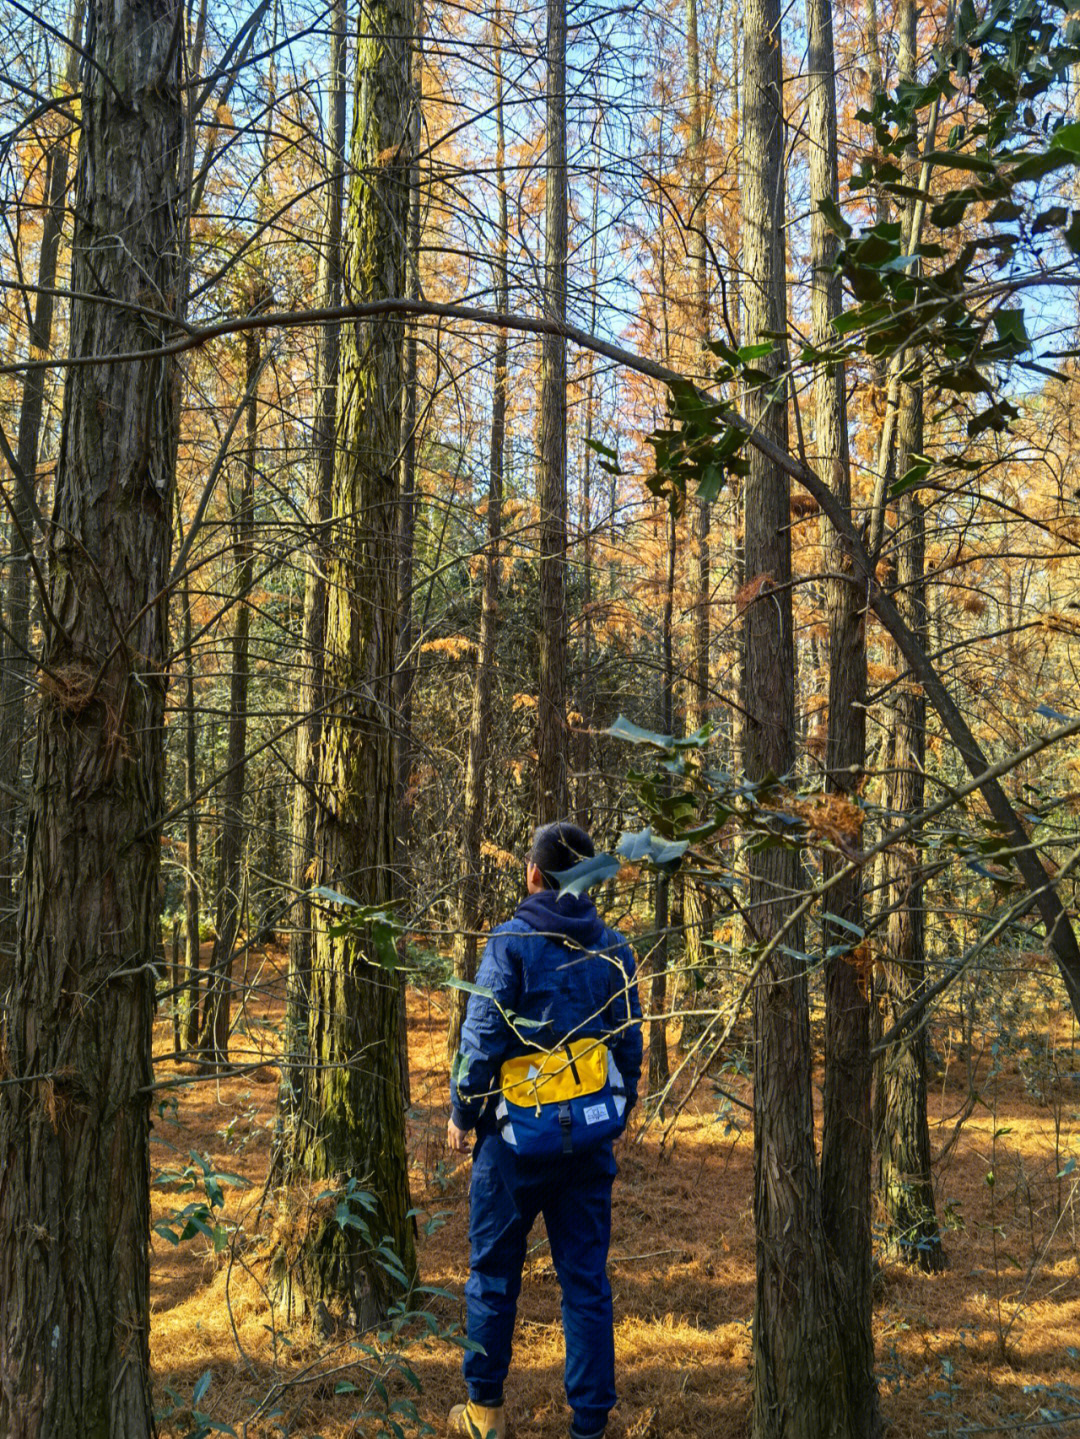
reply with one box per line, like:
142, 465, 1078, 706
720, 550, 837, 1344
514, 889, 605, 948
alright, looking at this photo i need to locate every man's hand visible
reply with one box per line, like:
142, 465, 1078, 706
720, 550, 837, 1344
447, 1118, 471, 1153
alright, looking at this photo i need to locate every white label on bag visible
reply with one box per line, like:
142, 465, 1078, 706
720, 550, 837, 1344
583, 1103, 609, 1125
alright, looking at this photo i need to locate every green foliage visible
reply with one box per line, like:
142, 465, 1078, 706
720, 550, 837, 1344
152, 1150, 251, 1251
154, 1180, 470, 1439
833, 0, 1080, 433
156, 1370, 237, 1439
312, 887, 403, 968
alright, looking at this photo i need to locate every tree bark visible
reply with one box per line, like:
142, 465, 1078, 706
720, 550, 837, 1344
181, 572, 202, 1049
200, 325, 259, 1069
0, 0, 182, 1426
741, 0, 854, 1430
682, 0, 713, 992
576, 103, 603, 830
393, 6, 423, 1110
0, 2, 84, 981
537, 0, 569, 824
873, 0, 945, 1273
271, 0, 417, 1322
174, 0, 210, 1055
449, 9, 508, 1061
281, 0, 347, 1150
808, 0, 879, 1424
395, 3, 421, 868
684, 0, 711, 736
877, 377, 943, 1271
648, 506, 677, 1105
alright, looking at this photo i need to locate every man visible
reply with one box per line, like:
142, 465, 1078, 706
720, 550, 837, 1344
447, 821, 643, 1439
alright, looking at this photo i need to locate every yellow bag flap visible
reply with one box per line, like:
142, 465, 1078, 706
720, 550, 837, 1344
500, 1038, 608, 1112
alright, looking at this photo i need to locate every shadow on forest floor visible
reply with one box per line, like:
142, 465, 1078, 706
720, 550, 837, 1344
149, 948, 1080, 1439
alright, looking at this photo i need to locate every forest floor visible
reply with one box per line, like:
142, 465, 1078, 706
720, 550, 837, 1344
151, 943, 1080, 1439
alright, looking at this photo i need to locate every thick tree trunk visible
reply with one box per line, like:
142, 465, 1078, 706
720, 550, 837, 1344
537, 0, 569, 824
200, 326, 258, 1069
271, 0, 417, 1322
281, 0, 347, 1149
0, 4, 84, 981
741, 0, 854, 1431
808, 0, 879, 1425
0, 0, 182, 1427
449, 16, 508, 1061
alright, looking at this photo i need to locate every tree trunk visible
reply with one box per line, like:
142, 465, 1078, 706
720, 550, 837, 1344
874, 0, 944, 1274
877, 384, 943, 1271
682, 0, 713, 995
808, 0, 879, 1424
174, 0, 210, 1056
200, 326, 258, 1070
396, 5, 422, 869
576, 105, 603, 830
271, 0, 417, 1322
171, 917, 183, 1055
537, 0, 569, 824
394, 7, 423, 1110
878, 462, 943, 1266
449, 9, 508, 1061
181, 573, 202, 1049
741, 0, 853, 1429
648, 506, 677, 1106
0, 0, 182, 1426
0, 2, 84, 982
684, 0, 711, 733
255, 766, 279, 942
281, 0, 347, 1151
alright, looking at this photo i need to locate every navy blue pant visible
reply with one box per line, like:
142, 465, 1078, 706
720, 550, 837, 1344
464, 1129, 617, 1435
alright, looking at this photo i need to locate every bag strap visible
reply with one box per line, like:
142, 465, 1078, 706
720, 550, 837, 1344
604, 938, 631, 1033
557, 1103, 573, 1154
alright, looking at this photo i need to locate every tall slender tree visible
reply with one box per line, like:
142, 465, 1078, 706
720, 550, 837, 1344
740, 0, 853, 1429
0, 1, 84, 978
271, 0, 417, 1320
449, 4, 509, 1060
176, 0, 210, 1053
576, 103, 603, 829
393, 2, 423, 1108
200, 324, 260, 1069
877, 375, 943, 1270
874, 0, 944, 1272
0, 0, 183, 1424
682, 0, 713, 985
537, 0, 569, 823
281, 0, 347, 1142
684, 0, 711, 736
180, 569, 202, 1049
396, 0, 422, 868
808, 0, 879, 1423
649, 503, 677, 1102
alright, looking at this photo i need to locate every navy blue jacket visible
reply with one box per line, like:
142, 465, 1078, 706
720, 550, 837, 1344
450, 890, 644, 1134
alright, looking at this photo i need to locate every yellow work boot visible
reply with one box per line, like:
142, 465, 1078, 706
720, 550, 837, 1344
448, 1399, 506, 1439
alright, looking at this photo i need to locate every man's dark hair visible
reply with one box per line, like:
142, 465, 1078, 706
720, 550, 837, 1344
529, 821, 595, 887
